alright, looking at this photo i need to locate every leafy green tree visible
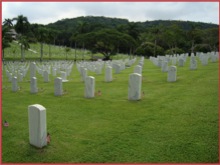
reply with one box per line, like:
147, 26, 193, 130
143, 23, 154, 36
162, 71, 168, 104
140, 25, 164, 56
160, 24, 186, 54
135, 42, 164, 57
185, 24, 203, 53
127, 22, 142, 40
165, 47, 184, 55
2, 26, 13, 60
75, 29, 137, 60
202, 28, 219, 52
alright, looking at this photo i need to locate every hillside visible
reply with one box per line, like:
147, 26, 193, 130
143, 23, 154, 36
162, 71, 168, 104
3, 15, 218, 60
46, 16, 218, 32
47, 16, 130, 32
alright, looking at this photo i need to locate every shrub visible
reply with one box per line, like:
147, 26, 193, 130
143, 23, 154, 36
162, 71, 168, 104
165, 47, 184, 55
135, 42, 164, 57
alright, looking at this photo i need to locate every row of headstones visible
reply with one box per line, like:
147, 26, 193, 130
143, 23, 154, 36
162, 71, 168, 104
197, 52, 219, 64
10, 64, 176, 104
4, 61, 73, 83
20, 58, 142, 99
4, 62, 29, 82
76, 58, 137, 76
9, 61, 120, 92
4, 58, 137, 85
149, 52, 219, 83
76, 61, 104, 75
150, 52, 219, 69
25, 72, 142, 101
29, 62, 74, 82
35, 61, 74, 76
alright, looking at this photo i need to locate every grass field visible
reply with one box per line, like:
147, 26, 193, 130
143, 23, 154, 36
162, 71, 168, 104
1, 53, 219, 163
3, 41, 128, 61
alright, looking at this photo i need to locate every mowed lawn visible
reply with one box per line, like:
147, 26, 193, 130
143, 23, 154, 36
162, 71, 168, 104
1, 57, 219, 163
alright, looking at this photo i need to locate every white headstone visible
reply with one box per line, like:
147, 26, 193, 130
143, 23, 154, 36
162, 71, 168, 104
8, 72, 12, 82
85, 76, 95, 98
18, 73, 23, 82
30, 62, 36, 79
30, 77, 38, 94
201, 55, 208, 65
105, 66, 112, 82
82, 68, 87, 82
178, 58, 184, 67
43, 71, 49, 83
157, 59, 163, 67
161, 61, 168, 72
128, 73, 142, 100
28, 104, 47, 148
134, 65, 142, 75
54, 77, 63, 96
60, 71, 68, 82
172, 57, 177, 65
210, 53, 217, 62
167, 66, 177, 82
52, 68, 57, 76
12, 76, 18, 92
115, 64, 121, 74
190, 59, 197, 70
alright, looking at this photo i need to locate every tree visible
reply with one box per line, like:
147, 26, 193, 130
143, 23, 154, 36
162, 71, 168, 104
142, 25, 164, 56
76, 21, 90, 34
2, 26, 13, 60
135, 42, 164, 57
202, 28, 219, 52
17, 35, 30, 61
127, 22, 142, 40
46, 29, 58, 59
3, 18, 14, 28
13, 15, 30, 35
185, 24, 203, 53
75, 29, 137, 60
159, 24, 186, 54
65, 47, 71, 60
36, 27, 48, 61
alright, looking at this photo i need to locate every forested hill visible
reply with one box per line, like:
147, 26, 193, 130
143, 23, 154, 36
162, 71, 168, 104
47, 16, 130, 32
46, 16, 218, 32
3, 15, 218, 59
140, 20, 218, 30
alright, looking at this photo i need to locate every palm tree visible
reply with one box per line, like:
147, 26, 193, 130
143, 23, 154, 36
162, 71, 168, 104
151, 27, 162, 57
3, 18, 14, 28
18, 35, 30, 61
76, 21, 89, 34
46, 29, 56, 60
13, 15, 30, 35
65, 47, 71, 60
36, 27, 48, 61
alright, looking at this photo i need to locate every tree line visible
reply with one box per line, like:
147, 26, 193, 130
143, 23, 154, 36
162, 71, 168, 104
2, 15, 219, 61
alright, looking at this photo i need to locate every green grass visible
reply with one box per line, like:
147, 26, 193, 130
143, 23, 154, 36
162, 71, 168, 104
1, 55, 219, 163
3, 42, 129, 61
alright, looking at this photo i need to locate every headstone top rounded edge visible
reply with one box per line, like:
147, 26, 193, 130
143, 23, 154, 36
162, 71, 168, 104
28, 104, 46, 111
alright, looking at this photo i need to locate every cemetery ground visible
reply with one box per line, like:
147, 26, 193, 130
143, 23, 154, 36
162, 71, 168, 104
2, 55, 219, 163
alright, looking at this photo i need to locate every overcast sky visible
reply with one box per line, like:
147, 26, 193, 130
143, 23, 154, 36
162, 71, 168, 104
2, 2, 219, 25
